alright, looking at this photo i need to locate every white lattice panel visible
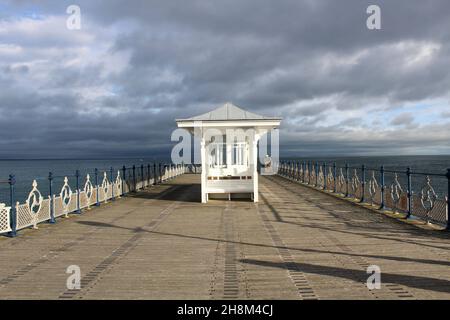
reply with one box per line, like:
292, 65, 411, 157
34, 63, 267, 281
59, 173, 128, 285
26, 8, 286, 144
0, 204, 11, 234
90, 189, 98, 206
79, 191, 88, 209
114, 182, 122, 197
54, 196, 65, 217
54, 194, 75, 217
107, 185, 113, 199
37, 198, 51, 223
16, 203, 33, 230
98, 187, 106, 202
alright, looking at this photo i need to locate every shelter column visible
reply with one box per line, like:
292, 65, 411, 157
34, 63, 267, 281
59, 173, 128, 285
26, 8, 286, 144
226, 138, 232, 168
200, 136, 207, 203
252, 136, 259, 202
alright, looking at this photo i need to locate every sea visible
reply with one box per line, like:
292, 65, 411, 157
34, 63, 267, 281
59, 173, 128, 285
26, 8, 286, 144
0, 155, 449, 205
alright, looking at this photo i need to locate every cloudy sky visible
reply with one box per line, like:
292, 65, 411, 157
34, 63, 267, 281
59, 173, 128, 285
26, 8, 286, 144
1, 0, 450, 159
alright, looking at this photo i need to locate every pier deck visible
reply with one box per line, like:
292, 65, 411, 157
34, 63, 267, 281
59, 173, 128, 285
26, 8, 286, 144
1, 174, 450, 300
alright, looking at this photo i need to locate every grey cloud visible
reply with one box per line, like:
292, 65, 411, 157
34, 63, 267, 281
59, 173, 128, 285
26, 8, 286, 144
1, 0, 450, 158
390, 113, 415, 126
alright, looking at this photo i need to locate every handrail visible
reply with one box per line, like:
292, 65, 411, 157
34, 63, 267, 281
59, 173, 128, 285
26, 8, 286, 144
277, 160, 450, 230
0, 162, 188, 237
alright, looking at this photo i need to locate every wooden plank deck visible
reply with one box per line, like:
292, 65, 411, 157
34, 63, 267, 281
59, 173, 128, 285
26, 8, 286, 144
1, 174, 450, 300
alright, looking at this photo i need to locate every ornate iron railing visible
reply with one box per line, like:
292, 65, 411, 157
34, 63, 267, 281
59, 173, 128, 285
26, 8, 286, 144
277, 161, 450, 230
0, 163, 187, 237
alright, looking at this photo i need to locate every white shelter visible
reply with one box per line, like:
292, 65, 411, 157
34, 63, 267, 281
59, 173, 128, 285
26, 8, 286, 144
176, 103, 281, 203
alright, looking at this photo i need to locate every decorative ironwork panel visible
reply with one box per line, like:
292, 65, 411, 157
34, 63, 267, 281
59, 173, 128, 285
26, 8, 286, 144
115, 171, 122, 197
421, 176, 437, 214
17, 180, 45, 230
409, 176, 446, 225
68, 193, 77, 213
349, 169, 362, 199
317, 167, 325, 188
368, 171, 379, 205
100, 172, 110, 202
326, 167, 334, 191
310, 165, 316, 185
336, 168, 346, 195
386, 174, 407, 213
82, 174, 94, 208
60, 177, 73, 217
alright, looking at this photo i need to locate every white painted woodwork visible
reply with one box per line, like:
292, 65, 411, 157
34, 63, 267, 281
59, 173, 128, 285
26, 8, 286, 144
176, 102, 281, 203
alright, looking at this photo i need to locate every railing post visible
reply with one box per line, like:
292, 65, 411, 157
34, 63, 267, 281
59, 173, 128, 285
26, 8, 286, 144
333, 162, 337, 193
147, 164, 151, 187
360, 165, 366, 203
140, 164, 144, 189
291, 161, 293, 179
287, 161, 290, 178
153, 163, 157, 185
8, 175, 17, 237
406, 167, 412, 219
295, 161, 298, 181
122, 166, 126, 195
345, 163, 349, 197
110, 167, 115, 201
323, 163, 327, 190
291, 162, 294, 179
95, 168, 100, 206
159, 163, 162, 183
308, 161, 311, 184
446, 169, 450, 230
75, 170, 81, 213
132, 165, 136, 192
48, 172, 55, 223
302, 161, 305, 183
380, 165, 385, 210
315, 162, 318, 187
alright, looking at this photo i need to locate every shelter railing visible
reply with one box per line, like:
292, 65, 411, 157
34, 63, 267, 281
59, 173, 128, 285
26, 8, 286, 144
0, 163, 187, 237
276, 160, 450, 230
